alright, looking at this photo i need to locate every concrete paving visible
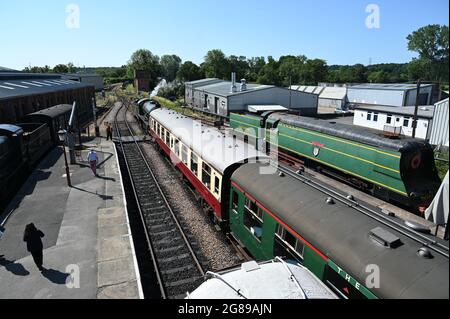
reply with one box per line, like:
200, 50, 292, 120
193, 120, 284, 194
0, 136, 142, 299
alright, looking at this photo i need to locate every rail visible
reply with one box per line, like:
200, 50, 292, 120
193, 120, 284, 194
114, 99, 205, 299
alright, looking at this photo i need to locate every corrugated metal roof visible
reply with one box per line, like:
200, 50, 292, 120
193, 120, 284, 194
349, 83, 433, 91
196, 81, 274, 97
290, 85, 346, 100
429, 98, 449, 147
186, 78, 221, 86
0, 78, 93, 101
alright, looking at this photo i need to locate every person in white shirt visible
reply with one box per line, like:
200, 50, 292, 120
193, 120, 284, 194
87, 150, 99, 176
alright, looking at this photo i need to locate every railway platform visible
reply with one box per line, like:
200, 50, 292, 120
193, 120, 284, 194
0, 136, 143, 299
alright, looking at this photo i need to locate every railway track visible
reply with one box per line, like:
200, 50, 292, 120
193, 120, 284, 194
276, 164, 449, 258
114, 102, 205, 299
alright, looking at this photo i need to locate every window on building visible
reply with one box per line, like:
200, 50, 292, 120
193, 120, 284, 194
275, 224, 305, 259
373, 112, 379, 122
182, 145, 188, 164
232, 191, 239, 212
243, 198, 263, 241
202, 163, 211, 187
403, 118, 410, 127
191, 153, 199, 176
367, 112, 372, 121
214, 176, 220, 194
386, 114, 392, 124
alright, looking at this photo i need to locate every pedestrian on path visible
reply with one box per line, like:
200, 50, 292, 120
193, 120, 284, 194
23, 223, 45, 271
87, 149, 99, 176
106, 124, 113, 141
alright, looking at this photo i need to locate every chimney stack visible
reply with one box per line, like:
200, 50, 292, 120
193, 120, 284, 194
240, 79, 247, 92
231, 72, 237, 93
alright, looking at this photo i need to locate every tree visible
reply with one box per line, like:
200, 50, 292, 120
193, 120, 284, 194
202, 49, 229, 79
53, 64, 69, 73
160, 54, 182, 82
407, 24, 449, 82
128, 49, 161, 87
247, 57, 266, 82
368, 70, 389, 83
177, 61, 203, 82
303, 59, 328, 85
227, 55, 250, 81
257, 56, 281, 86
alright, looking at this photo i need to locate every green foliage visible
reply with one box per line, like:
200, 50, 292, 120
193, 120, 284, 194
127, 49, 161, 88
407, 24, 449, 82
202, 49, 229, 79
177, 61, 203, 82
435, 151, 449, 181
157, 84, 185, 101
160, 55, 182, 82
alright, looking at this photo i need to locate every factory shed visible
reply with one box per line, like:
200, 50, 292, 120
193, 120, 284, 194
185, 78, 222, 106
188, 75, 318, 117
0, 72, 95, 125
347, 83, 434, 107
429, 98, 449, 148
290, 85, 347, 112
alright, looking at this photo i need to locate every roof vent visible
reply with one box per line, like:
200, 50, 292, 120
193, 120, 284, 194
326, 197, 335, 205
369, 227, 402, 248
417, 247, 433, 259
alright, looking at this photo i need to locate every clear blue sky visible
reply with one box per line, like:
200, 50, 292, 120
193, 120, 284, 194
1, 0, 448, 70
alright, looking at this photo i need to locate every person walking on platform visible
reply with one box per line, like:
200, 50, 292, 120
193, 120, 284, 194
106, 124, 113, 141
87, 149, 99, 176
23, 224, 45, 271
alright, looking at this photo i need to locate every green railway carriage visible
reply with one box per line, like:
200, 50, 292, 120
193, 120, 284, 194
228, 162, 449, 299
230, 112, 441, 210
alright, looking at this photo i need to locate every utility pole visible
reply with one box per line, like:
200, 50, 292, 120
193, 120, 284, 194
412, 79, 421, 139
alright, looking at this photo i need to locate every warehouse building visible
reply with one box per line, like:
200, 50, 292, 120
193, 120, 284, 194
186, 74, 318, 117
429, 98, 449, 148
0, 71, 95, 126
347, 83, 434, 107
290, 85, 348, 112
185, 78, 222, 106
61, 73, 104, 91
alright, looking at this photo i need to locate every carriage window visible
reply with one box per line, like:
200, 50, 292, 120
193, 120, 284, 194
191, 153, 199, 176
232, 191, 239, 211
161, 127, 165, 139
202, 163, 211, 187
182, 145, 188, 164
174, 139, 180, 157
275, 224, 304, 259
170, 137, 174, 149
244, 198, 263, 241
214, 176, 220, 194
367, 112, 372, 121
165, 130, 170, 145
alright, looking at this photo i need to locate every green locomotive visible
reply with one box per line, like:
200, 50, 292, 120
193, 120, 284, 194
230, 112, 441, 212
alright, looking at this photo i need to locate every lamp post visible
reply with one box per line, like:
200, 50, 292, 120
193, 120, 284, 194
58, 129, 72, 188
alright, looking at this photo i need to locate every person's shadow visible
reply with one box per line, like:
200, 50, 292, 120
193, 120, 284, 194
41, 268, 70, 285
0, 257, 30, 276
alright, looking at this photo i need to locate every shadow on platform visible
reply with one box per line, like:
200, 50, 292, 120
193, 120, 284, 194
72, 186, 114, 201
41, 268, 70, 285
0, 257, 30, 277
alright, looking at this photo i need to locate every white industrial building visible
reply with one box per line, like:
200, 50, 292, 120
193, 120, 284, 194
347, 83, 434, 107
61, 73, 104, 92
290, 85, 348, 112
429, 98, 449, 148
353, 104, 435, 140
185, 74, 318, 117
